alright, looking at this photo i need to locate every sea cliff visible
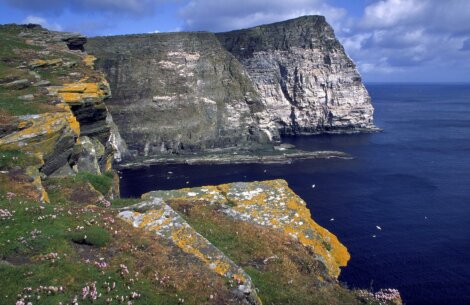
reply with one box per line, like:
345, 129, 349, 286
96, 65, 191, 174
87, 16, 376, 165
0, 23, 401, 305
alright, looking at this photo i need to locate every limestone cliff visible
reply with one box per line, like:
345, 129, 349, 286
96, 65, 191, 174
217, 16, 375, 134
87, 33, 275, 159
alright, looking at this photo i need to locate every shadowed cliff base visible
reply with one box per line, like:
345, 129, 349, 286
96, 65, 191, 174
116, 148, 352, 169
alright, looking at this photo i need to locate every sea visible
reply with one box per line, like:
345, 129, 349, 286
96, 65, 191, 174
120, 84, 470, 305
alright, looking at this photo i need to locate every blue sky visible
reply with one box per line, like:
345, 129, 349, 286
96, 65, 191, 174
1, 0, 470, 83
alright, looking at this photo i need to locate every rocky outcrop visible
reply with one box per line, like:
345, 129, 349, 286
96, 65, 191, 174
138, 179, 349, 277
119, 179, 349, 304
87, 33, 275, 159
120, 196, 261, 305
0, 24, 123, 200
217, 16, 375, 134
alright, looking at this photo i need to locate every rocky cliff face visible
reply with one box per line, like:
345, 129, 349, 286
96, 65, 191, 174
0, 24, 120, 200
217, 16, 374, 134
87, 15, 374, 162
87, 33, 276, 159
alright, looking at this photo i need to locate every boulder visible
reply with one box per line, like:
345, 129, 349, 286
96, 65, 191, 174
2, 79, 30, 90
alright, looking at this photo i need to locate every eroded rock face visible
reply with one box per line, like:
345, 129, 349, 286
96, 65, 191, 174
87, 33, 274, 159
86, 15, 374, 163
0, 24, 122, 194
217, 16, 375, 134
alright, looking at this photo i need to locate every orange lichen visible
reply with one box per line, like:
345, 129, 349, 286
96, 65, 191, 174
56, 82, 109, 104
83, 55, 96, 67
161, 179, 350, 278
59, 92, 82, 103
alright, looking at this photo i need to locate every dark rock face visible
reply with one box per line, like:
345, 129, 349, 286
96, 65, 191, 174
61, 34, 87, 51
87, 15, 374, 162
87, 33, 274, 159
216, 16, 374, 134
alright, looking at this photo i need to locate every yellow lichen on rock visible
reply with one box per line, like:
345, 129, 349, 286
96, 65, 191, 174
0, 112, 79, 153
146, 179, 350, 278
50, 80, 111, 105
83, 55, 96, 67
118, 199, 255, 286
217, 179, 350, 278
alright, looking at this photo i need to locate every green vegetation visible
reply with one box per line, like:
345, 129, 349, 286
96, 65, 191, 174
0, 26, 41, 59
0, 181, 187, 304
76, 171, 114, 195
0, 149, 40, 169
69, 226, 111, 247
110, 197, 141, 208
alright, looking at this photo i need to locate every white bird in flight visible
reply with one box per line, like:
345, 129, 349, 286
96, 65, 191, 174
376, 225, 382, 230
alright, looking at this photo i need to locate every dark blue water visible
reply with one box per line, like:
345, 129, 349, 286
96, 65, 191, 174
120, 84, 470, 305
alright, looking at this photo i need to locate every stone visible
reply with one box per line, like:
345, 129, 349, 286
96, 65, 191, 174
142, 179, 350, 278
119, 196, 262, 305
33, 80, 51, 87
18, 94, 34, 101
0, 75, 20, 84
48, 163, 75, 178
87, 15, 375, 165
76, 136, 105, 174
28, 58, 63, 69
2, 78, 30, 90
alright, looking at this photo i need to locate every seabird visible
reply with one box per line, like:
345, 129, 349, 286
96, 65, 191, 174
376, 225, 382, 230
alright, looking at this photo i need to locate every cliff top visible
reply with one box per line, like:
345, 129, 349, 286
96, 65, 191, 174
216, 15, 341, 54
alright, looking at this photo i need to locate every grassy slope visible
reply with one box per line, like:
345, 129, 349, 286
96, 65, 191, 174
0, 170, 242, 304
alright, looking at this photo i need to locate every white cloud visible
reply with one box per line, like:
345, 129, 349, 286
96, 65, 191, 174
339, 0, 470, 80
360, 0, 426, 29
23, 15, 62, 31
5, 0, 164, 16
179, 0, 346, 32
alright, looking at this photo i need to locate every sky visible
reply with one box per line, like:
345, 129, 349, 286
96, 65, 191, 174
1, 0, 470, 83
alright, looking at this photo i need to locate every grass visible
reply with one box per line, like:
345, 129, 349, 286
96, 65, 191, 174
0, 26, 41, 59
69, 226, 111, 247
0, 173, 239, 304
0, 149, 41, 170
75, 171, 114, 196
0, 184, 192, 304
110, 197, 141, 208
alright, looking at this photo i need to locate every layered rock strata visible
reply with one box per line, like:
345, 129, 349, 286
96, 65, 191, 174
0, 25, 123, 200
87, 15, 374, 163
87, 33, 276, 159
217, 16, 374, 134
